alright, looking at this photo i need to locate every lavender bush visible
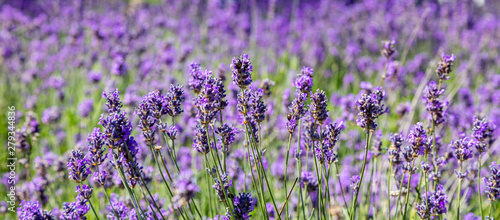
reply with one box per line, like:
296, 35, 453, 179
1, 0, 500, 219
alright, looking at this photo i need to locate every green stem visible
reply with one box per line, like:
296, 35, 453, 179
88, 199, 101, 220
284, 133, 293, 220
387, 163, 393, 220
478, 153, 484, 220
402, 159, 417, 220
457, 161, 463, 220
350, 130, 371, 220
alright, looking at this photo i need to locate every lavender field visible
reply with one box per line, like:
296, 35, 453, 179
1, 0, 500, 219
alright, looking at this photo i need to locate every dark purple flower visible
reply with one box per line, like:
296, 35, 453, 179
59, 199, 89, 220
188, 62, 204, 94
472, 116, 495, 143
450, 136, 475, 162
231, 54, 253, 89
310, 89, 329, 125
436, 53, 455, 81
484, 161, 500, 201
294, 66, 314, 94
166, 125, 178, 140
350, 175, 361, 192
110, 56, 127, 76
301, 171, 318, 192
408, 122, 428, 157
423, 81, 448, 125
231, 192, 257, 220
93, 171, 108, 186
213, 172, 233, 202
355, 87, 386, 130
166, 84, 186, 117
248, 89, 266, 123
259, 79, 275, 98
88, 71, 102, 83
67, 150, 91, 183
388, 132, 404, 165
17, 200, 54, 220
287, 92, 307, 133
415, 184, 448, 219
193, 124, 210, 154
76, 184, 93, 200
102, 88, 123, 114
215, 123, 238, 153
322, 121, 345, 150
87, 128, 106, 167
381, 38, 396, 58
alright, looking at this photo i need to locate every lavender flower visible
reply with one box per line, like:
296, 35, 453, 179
78, 99, 94, 117
423, 81, 448, 125
472, 116, 495, 143
60, 199, 90, 220
18, 200, 54, 220
350, 175, 361, 192
381, 38, 396, 58
213, 173, 233, 202
294, 66, 314, 94
286, 92, 307, 133
87, 128, 106, 167
67, 150, 91, 183
322, 121, 345, 149
436, 53, 456, 81
193, 124, 211, 154
355, 88, 386, 130
102, 88, 123, 114
408, 122, 428, 157
248, 89, 266, 123
166, 125, 178, 140
41, 106, 61, 124
484, 162, 500, 201
388, 132, 404, 165
415, 184, 448, 219
310, 89, 329, 125
216, 123, 238, 153
76, 184, 93, 200
301, 171, 318, 192
166, 84, 186, 117
450, 137, 475, 162
188, 62, 205, 94
231, 54, 253, 89
259, 79, 275, 98
231, 192, 257, 220
93, 171, 108, 186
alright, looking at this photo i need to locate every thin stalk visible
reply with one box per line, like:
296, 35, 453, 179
402, 159, 417, 220
478, 153, 484, 220
456, 161, 463, 220
394, 170, 406, 219
366, 156, 377, 217
284, 133, 293, 220
244, 131, 269, 220
88, 199, 101, 220
312, 145, 322, 220
245, 122, 281, 220
318, 126, 327, 220
297, 120, 307, 220
112, 151, 145, 219
205, 155, 215, 218
387, 162, 393, 220
96, 166, 120, 219
350, 130, 371, 220
335, 163, 350, 218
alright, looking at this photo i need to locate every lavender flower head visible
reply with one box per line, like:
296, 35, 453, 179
193, 124, 211, 154
166, 84, 186, 117
102, 88, 123, 114
76, 184, 93, 200
294, 66, 314, 94
407, 122, 428, 157
472, 116, 495, 143
355, 87, 386, 130
67, 150, 91, 183
231, 193, 257, 220
286, 92, 307, 133
87, 127, 106, 167
388, 132, 404, 165
415, 184, 448, 219
484, 161, 500, 201
381, 38, 396, 58
189, 62, 204, 94
18, 200, 55, 220
322, 121, 345, 150
436, 53, 456, 81
213, 172, 233, 202
423, 81, 448, 125
248, 89, 267, 123
310, 89, 329, 125
215, 123, 238, 153
231, 54, 253, 89
450, 136, 475, 162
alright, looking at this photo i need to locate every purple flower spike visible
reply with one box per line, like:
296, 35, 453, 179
76, 184, 93, 200
67, 150, 91, 183
231, 192, 257, 220
310, 89, 329, 125
18, 200, 54, 220
484, 161, 500, 201
416, 184, 448, 219
87, 127, 106, 167
436, 52, 455, 81
381, 38, 396, 58
356, 87, 386, 130
231, 54, 253, 89
450, 136, 475, 162
294, 66, 314, 94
